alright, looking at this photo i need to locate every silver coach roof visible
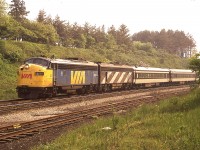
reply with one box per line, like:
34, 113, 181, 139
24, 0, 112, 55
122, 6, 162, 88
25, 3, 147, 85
170, 69, 194, 73
133, 67, 170, 72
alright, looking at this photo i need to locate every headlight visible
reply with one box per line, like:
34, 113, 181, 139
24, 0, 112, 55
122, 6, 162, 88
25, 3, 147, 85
35, 72, 44, 76
24, 64, 29, 69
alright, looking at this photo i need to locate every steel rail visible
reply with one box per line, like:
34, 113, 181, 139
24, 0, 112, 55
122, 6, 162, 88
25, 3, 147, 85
0, 85, 190, 115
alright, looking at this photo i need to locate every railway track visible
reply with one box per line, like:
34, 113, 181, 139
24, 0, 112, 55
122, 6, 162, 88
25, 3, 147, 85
0, 85, 191, 115
0, 95, 157, 143
0, 85, 191, 143
0, 98, 26, 106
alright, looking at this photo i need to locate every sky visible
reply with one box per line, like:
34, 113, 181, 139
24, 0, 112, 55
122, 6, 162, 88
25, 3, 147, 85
5, 0, 200, 50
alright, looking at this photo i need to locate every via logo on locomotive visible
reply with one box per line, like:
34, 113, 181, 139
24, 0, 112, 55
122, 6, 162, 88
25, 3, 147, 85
71, 71, 85, 84
21, 73, 32, 79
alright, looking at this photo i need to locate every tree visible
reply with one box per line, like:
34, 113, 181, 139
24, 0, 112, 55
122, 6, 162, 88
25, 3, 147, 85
74, 34, 86, 48
0, 15, 25, 40
108, 25, 117, 40
37, 9, 46, 23
53, 15, 66, 44
189, 54, 200, 83
105, 34, 117, 49
116, 24, 131, 45
0, 0, 7, 17
86, 35, 95, 48
93, 25, 106, 43
0, 40, 6, 55
132, 29, 196, 57
45, 15, 53, 24
189, 54, 200, 71
9, 0, 29, 22
22, 20, 59, 44
132, 30, 152, 43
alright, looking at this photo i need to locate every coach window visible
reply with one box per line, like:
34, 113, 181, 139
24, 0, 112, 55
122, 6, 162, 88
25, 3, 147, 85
136, 73, 139, 79
138, 73, 142, 79
149, 73, 152, 78
154, 73, 157, 78
145, 73, 147, 78
173, 74, 177, 78
138, 73, 141, 78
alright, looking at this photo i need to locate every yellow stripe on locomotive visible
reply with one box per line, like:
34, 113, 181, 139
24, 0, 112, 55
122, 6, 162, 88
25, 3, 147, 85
71, 71, 85, 84
17, 64, 53, 87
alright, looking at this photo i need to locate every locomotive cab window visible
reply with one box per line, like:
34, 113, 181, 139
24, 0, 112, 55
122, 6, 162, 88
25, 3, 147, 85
25, 58, 49, 67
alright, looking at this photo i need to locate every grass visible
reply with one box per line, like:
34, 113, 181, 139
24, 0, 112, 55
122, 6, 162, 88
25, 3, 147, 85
0, 55, 18, 99
33, 88, 200, 150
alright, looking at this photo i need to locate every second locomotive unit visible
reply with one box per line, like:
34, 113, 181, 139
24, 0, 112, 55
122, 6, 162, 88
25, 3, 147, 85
17, 57, 196, 99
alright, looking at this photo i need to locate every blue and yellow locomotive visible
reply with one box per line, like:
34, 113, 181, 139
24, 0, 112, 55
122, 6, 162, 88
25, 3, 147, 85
17, 57, 99, 98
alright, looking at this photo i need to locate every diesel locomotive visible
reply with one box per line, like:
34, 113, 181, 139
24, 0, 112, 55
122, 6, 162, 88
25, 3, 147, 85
16, 57, 196, 99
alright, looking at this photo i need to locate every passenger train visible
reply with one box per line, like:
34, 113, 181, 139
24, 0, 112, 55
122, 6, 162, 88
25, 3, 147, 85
16, 57, 197, 99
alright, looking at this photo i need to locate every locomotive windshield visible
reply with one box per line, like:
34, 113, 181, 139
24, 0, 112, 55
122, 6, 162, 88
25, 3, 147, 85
25, 58, 49, 67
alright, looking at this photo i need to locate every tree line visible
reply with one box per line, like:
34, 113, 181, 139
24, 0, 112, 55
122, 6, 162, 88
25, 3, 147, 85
0, 0, 196, 57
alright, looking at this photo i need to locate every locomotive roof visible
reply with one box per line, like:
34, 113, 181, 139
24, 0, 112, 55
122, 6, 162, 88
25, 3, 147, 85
26, 57, 97, 66
51, 58, 97, 66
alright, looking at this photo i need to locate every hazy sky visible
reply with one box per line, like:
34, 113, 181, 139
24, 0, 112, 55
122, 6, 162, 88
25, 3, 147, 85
5, 0, 200, 49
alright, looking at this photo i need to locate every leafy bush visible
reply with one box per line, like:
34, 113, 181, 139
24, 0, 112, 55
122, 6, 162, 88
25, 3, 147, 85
0, 40, 6, 55
133, 41, 153, 51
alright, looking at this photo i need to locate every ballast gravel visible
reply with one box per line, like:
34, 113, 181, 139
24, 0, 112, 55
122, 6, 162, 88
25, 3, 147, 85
0, 92, 151, 126
0, 87, 189, 127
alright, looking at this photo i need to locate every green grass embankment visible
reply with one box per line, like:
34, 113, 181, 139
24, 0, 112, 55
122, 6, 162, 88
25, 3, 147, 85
0, 55, 18, 99
34, 88, 200, 150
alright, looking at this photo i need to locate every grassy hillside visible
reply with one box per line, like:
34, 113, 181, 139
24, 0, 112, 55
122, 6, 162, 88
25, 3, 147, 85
0, 55, 18, 99
34, 88, 200, 150
0, 40, 190, 99
3, 40, 189, 67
